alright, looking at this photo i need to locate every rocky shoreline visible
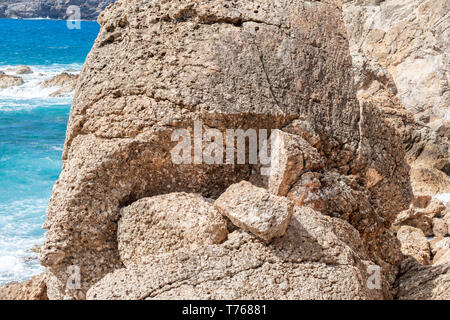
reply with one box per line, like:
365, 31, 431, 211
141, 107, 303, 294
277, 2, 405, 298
1, 0, 449, 300
0, 66, 79, 96
0, 0, 114, 20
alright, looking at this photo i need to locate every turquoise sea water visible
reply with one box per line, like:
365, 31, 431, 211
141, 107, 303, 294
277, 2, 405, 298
0, 18, 99, 284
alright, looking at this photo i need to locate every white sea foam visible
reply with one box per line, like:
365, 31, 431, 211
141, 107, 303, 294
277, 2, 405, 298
0, 63, 80, 102
0, 199, 47, 285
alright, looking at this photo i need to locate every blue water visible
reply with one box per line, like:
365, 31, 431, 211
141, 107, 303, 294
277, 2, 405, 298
0, 19, 99, 284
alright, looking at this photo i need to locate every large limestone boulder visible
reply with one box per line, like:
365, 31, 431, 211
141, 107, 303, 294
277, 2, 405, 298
118, 193, 228, 265
87, 207, 385, 300
41, 0, 411, 298
215, 181, 293, 242
0, 71, 24, 88
342, 0, 449, 124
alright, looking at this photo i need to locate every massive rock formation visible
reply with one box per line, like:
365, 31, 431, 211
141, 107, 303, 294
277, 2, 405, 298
40, 0, 413, 299
0, 0, 114, 20
341, 0, 450, 299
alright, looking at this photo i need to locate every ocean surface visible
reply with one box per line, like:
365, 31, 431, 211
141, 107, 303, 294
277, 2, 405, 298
0, 18, 99, 285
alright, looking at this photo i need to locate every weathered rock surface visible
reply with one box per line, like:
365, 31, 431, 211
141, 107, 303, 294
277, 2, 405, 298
0, 0, 114, 20
433, 249, 450, 266
343, 0, 450, 192
343, 0, 449, 124
396, 226, 430, 265
394, 259, 450, 300
215, 181, 293, 242
0, 274, 47, 300
41, 0, 412, 299
430, 237, 450, 256
393, 198, 446, 236
87, 207, 384, 300
0, 71, 24, 88
118, 193, 228, 266
42, 72, 79, 97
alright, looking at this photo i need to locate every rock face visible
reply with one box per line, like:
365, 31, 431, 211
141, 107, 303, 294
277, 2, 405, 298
0, 274, 47, 300
42, 72, 79, 97
41, 0, 412, 299
215, 181, 293, 242
0, 0, 114, 20
0, 71, 24, 88
341, 0, 450, 195
118, 193, 228, 266
343, 0, 449, 124
394, 259, 450, 300
87, 207, 384, 300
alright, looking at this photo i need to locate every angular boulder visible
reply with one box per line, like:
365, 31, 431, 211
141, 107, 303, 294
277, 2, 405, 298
393, 198, 446, 236
0, 274, 47, 300
267, 129, 323, 196
215, 181, 293, 242
432, 218, 449, 238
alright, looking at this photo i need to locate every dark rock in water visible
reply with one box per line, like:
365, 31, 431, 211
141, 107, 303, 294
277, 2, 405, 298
0, 0, 114, 20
